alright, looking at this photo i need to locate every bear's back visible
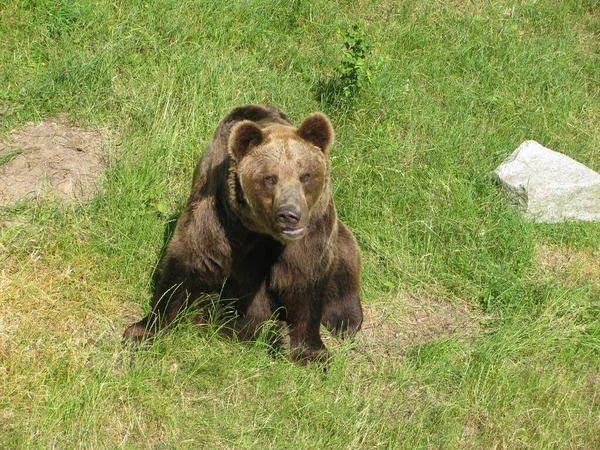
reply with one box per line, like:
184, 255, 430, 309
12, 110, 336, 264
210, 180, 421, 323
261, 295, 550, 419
192, 105, 293, 187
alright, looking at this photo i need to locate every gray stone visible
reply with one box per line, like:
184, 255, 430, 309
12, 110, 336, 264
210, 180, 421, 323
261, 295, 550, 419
494, 140, 600, 223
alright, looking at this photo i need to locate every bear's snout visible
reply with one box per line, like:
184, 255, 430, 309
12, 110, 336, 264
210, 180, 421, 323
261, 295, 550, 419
277, 204, 302, 225
276, 204, 306, 240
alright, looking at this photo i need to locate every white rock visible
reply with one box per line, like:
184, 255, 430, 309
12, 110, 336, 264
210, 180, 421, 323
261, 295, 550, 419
494, 140, 600, 223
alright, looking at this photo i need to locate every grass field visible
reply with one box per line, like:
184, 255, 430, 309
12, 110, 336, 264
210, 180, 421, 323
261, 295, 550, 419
1, 0, 600, 448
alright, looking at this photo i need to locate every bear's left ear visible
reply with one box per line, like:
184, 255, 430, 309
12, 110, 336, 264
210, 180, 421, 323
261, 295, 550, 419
229, 120, 264, 161
297, 113, 334, 154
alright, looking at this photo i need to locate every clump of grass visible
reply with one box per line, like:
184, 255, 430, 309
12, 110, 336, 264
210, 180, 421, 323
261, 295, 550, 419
0, 149, 23, 166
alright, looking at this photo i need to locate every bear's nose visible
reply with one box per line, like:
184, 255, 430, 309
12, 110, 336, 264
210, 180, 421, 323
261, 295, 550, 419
277, 205, 301, 225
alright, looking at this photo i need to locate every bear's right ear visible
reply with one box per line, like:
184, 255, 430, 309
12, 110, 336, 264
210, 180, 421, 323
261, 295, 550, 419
228, 121, 264, 161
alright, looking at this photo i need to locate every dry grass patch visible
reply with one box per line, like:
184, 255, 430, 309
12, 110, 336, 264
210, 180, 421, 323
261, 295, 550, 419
354, 293, 487, 357
535, 243, 600, 289
0, 248, 150, 447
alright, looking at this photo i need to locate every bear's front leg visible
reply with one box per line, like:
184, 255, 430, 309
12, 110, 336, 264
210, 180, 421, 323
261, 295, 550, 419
281, 289, 329, 364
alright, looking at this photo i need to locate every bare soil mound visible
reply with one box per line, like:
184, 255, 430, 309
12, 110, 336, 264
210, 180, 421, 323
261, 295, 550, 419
0, 121, 108, 207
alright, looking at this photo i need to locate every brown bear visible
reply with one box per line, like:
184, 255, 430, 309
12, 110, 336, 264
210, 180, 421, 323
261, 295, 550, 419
124, 105, 362, 363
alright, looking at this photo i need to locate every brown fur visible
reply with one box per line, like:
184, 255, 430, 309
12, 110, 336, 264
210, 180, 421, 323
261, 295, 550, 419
124, 105, 362, 363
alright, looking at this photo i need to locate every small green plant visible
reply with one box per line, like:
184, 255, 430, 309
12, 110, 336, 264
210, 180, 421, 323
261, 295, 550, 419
336, 23, 373, 98
317, 23, 376, 108
0, 149, 23, 167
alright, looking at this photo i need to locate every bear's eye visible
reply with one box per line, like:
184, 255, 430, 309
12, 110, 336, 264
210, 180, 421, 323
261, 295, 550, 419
264, 175, 278, 187
300, 172, 311, 183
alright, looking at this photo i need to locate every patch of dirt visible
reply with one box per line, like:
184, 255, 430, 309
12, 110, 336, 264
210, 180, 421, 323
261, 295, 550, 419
0, 120, 109, 207
354, 293, 486, 356
536, 243, 600, 288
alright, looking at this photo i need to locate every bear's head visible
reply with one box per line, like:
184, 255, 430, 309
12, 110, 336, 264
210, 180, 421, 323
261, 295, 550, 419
228, 113, 334, 243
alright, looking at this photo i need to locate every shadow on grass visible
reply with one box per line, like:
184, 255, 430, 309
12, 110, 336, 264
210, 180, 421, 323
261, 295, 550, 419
149, 212, 179, 293
314, 78, 357, 115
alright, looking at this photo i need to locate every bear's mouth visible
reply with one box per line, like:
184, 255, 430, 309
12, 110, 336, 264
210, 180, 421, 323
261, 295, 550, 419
281, 227, 305, 239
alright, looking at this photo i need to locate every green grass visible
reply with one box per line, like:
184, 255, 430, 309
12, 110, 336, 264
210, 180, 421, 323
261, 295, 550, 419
0, 149, 23, 166
1, 0, 600, 448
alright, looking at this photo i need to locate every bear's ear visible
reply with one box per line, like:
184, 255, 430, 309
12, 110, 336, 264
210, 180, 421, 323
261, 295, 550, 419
297, 113, 334, 153
229, 121, 264, 161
